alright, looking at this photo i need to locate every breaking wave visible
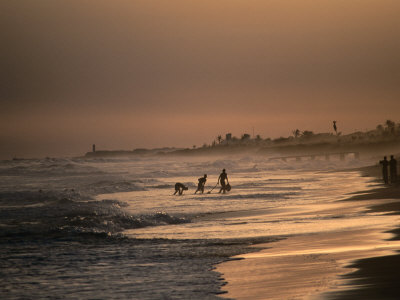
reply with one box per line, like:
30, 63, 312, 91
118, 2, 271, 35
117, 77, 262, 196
0, 191, 190, 239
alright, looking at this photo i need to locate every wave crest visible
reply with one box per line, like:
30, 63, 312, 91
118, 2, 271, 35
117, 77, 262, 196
0, 197, 190, 239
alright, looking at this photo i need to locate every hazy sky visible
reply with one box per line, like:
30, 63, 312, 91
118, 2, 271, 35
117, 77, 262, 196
1, 0, 400, 158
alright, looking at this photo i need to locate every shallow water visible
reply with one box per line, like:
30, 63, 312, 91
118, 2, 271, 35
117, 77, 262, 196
0, 155, 390, 299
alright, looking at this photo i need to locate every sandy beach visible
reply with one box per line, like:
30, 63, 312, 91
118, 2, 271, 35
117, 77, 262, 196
216, 166, 400, 299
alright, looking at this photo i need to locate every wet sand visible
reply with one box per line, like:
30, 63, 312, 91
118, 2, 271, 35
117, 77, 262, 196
216, 167, 400, 299
327, 183, 400, 300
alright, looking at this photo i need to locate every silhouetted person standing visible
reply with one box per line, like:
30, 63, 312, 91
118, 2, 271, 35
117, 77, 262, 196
389, 155, 397, 183
174, 183, 188, 195
380, 156, 389, 184
195, 174, 207, 194
218, 169, 229, 194
333, 121, 338, 135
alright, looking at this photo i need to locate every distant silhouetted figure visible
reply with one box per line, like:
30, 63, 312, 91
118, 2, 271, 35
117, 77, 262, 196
333, 121, 338, 135
92, 144, 96, 152
218, 169, 229, 194
380, 156, 389, 184
174, 183, 188, 195
195, 174, 207, 194
389, 155, 397, 183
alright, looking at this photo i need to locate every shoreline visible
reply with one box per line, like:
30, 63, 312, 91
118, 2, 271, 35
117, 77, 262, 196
215, 165, 400, 299
327, 181, 400, 300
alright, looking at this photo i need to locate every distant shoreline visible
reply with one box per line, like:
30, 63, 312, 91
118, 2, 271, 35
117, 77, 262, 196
84, 138, 400, 159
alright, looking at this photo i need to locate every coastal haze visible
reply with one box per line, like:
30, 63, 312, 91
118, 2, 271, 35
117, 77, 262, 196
2, 2, 400, 299
2, 0, 400, 159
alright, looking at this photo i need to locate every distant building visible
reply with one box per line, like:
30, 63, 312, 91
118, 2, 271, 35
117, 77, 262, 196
242, 133, 250, 140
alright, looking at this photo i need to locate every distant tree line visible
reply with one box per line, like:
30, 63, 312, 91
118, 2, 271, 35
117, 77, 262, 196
201, 120, 400, 148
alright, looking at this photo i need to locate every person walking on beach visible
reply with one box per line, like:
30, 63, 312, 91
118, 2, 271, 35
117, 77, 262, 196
195, 174, 207, 194
380, 156, 389, 184
389, 155, 397, 183
218, 169, 229, 194
174, 183, 188, 195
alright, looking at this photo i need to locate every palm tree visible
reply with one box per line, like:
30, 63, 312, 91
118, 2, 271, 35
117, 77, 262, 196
385, 120, 395, 134
292, 129, 300, 138
376, 124, 384, 133
217, 135, 222, 144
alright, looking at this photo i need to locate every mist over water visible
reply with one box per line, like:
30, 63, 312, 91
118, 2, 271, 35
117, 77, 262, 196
0, 154, 392, 299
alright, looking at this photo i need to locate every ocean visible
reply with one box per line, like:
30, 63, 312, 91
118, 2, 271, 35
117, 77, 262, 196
0, 154, 388, 299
